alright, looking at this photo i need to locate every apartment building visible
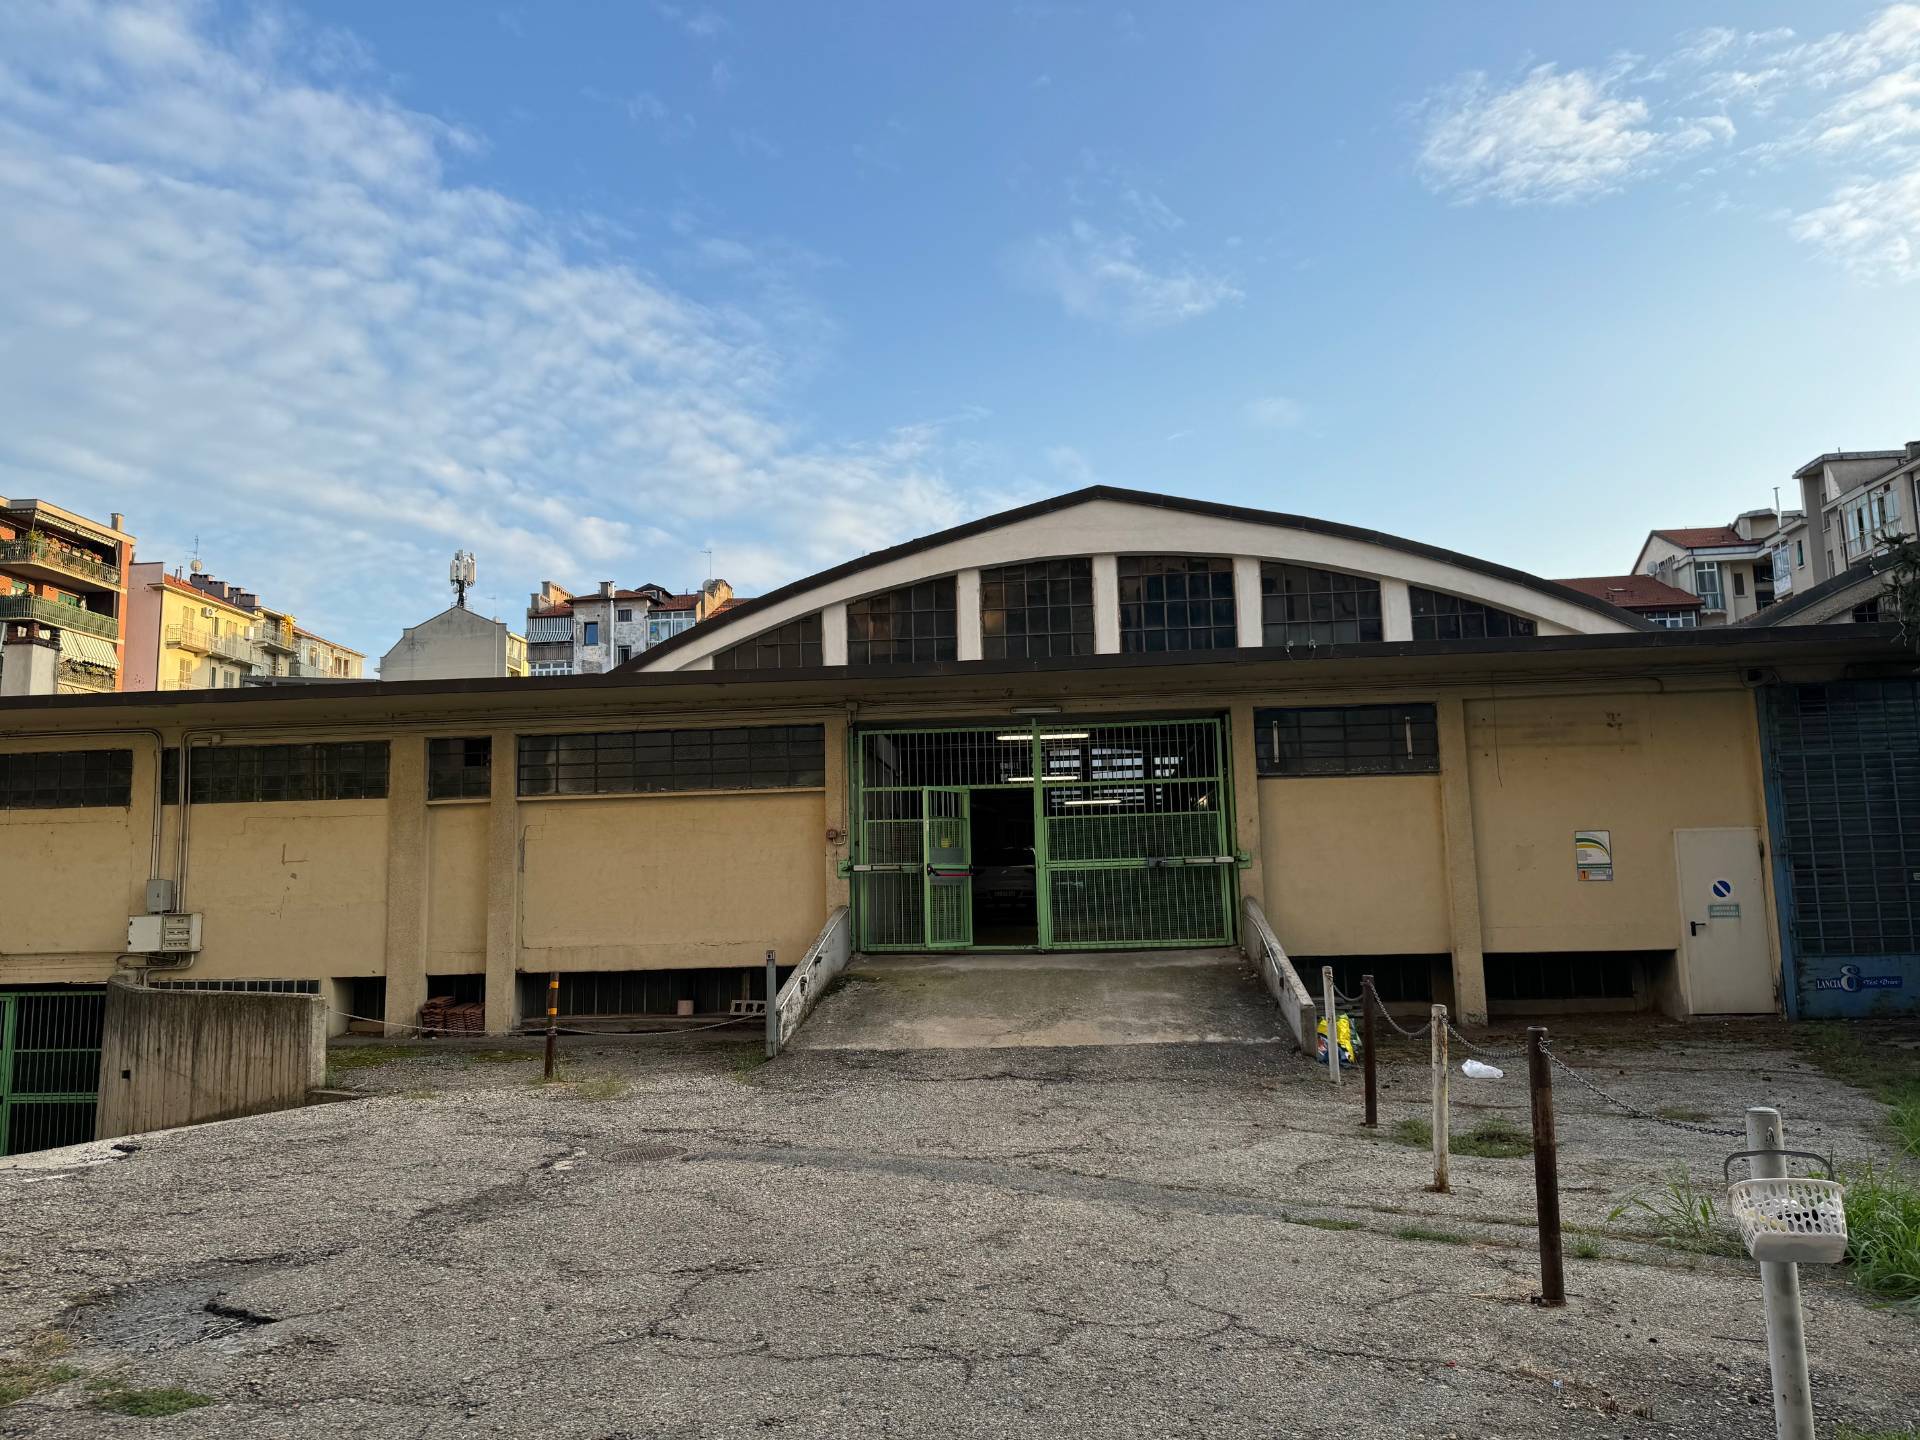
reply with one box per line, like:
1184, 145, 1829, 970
524, 578, 733, 675
1631, 508, 1802, 625
123, 565, 364, 690
1554, 575, 1705, 628
1792, 443, 1920, 583
0, 497, 134, 697
378, 603, 529, 681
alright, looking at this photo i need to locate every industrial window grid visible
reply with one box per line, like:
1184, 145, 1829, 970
427, 737, 493, 800
1254, 703, 1439, 776
1765, 681, 1920, 957
150, 978, 321, 995
0, 748, 132, 810
161, 742, 389, 803
1117, 555, 1237, 653
712, 614, 823, 669
1407, 588, 1537, 641
979, 559, 1095, 660
517, 724, 826, 796
846, 577, 958, 665
1259, 563, 1383, 646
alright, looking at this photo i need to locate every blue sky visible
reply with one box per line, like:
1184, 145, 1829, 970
1, 2, 1917, 656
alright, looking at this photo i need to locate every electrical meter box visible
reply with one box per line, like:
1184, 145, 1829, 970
127, 912, 202, 954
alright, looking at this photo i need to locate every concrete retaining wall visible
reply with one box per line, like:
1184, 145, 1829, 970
95, 980, 327, 1140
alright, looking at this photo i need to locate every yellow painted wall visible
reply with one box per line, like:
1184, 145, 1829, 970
1259, 775, 1450, 955
1465, 690, 1764, 953
183, 801, 389, 978
519, 790, 826, 970
426, 803, 489, 973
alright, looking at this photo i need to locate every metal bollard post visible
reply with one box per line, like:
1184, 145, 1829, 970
764, 949, 779, 1060
1526, 1027, 1565, 1306
1321, 966, 1340, 1087
543, 972, 559, 1081
1430, 1004, 1449, 1193
1361, 974, 1378, 1128
1747, 1107, 1815, 1440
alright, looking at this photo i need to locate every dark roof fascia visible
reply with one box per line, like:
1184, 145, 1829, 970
2, 623, 1905, 725
623, 485, 1657, 671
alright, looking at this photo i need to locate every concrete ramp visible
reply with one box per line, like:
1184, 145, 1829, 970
790, 949, 1280, 1052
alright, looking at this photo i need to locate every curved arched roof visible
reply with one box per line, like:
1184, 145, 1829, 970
625, 486, 1646, 672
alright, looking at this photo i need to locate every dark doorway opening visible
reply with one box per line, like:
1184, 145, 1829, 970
970, 787, 1038, 948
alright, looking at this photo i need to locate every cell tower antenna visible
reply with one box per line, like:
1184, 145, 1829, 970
450, 550, 477, 609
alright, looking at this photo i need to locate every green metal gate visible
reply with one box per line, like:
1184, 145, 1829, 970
852, 717, 1237, 951
1, 988, 105, 1156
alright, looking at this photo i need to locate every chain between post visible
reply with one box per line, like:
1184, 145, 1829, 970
1540, 1042, 1744, 1137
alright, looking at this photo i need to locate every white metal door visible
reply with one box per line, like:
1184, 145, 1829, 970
1674, 827, 1774, 1014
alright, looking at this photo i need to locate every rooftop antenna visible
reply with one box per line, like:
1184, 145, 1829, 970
450, 550, 477, 609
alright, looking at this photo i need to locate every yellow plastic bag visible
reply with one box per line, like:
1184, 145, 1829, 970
1316, 1012, 1357, 1064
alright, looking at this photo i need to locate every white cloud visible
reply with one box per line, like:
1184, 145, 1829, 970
1010, 220, 1240, 330
1791, 167, 1920, 281
656, 4, 729, 41
710, 59, 734, 95
1417, 64, 1670, 204
0, 0, 987, 649
1243, 396, 1304, 431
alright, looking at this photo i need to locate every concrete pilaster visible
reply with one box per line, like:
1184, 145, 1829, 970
1435, 696, 1488, 1023
822, 602, 849, 666
955, 570, 982, 661
824, 712, 850, 913
381, 737, 430, 1036
1227, 701, 1265, 911
1232, 558, 1263, 648
1381, 579, 1413, 641
1092, 555, 1120, 654
484, 728, 522, 1035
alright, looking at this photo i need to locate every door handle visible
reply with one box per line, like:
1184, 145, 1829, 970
1689, 920, 1706, 936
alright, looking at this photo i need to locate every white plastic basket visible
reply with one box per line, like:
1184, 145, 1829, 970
1726, 1177, 1848, 1264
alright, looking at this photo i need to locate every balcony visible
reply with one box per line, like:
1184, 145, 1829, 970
165, 623, 209, 653
56, 661, 117, 694
209, 631, 260, 667
0, 536, 121, 591
0, 593, 119, 640
258, 621, 297, 653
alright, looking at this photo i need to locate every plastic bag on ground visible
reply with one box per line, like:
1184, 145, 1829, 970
1461, 1059, 1504, 1080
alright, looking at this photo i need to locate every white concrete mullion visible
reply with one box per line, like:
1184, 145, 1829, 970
1092, 554, 1120, 654
1380, 579, 1413, 641
955, 569, 982, 661
821, 602, 849, 666
1232, 556, 1263, 648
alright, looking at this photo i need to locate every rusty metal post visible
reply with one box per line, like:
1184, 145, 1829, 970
1526, 1026, 1565, 1306
543, 972, 559, 1080
764, 949, 779, 1059
1430, 1004, 1449, 1193
1362, 974, 1378, 1129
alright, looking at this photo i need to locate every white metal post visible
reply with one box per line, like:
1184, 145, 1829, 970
1747, 1107, 1815, 1440
1322, 965, 1340, 1087
1430, 1004, 1449, 1193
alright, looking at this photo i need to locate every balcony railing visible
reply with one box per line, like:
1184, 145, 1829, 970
165, 623, 209, 653
209, 631, 259, 666
258, 621, 297, 652
0, 593, 119, 640
0, 537, 121, 589
56, 660, 117, 693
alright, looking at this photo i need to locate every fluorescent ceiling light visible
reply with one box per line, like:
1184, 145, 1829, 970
1062, 797, 1122, 806
1001, 775, 1034, 783
996, 730, 1089, 741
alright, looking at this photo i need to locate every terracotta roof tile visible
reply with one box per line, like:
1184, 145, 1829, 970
1651, 526, 1749, 550
1556, 575, 1704, 611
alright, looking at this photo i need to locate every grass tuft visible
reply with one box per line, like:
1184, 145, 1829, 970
1799, 1022, 1920, 1157
1608, 1167, 1744, 1257
1655, 1105, 1712, 1124
571, 1074, 631, 1103
1835, 1427, 1920, 1440
1571, 1238, 1602, 1260
1296, 1217, 1363, 1232
0, 1362, 80, 1407
325, 1044, 433, 1074
85, 1378, 214, 1417
1385, 1115, 1531, 1158
1842, 1164, 1920, 1308
1393, 1224, 1471, 1245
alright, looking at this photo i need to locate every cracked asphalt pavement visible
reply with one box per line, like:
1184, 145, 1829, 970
2, 1005, 1916, 1438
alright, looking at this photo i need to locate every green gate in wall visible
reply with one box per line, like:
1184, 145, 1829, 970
851, 717, 1238, 951
0, 988, 105, 1156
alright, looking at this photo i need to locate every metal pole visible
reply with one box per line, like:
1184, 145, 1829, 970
1361, 973, 1378, 1128
1526, 1026, 1565, 1306
1321, 965, 1340, 1087
1430, 1003, 1449, 1193
1747, 1107, 1815, 1440
543, 972, 558, 1081
765, 949, 779, 1060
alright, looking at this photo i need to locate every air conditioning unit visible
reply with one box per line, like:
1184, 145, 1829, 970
127, 912, 202, 955
200, 606, 215, 619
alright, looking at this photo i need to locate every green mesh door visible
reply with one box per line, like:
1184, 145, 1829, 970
1, 989, 105, 1156
853, 718, 1234, 951
923, 788, 973, 949
1039, 719, 1235, 948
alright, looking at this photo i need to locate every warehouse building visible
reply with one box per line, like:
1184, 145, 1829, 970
0, 486, 1914, 1148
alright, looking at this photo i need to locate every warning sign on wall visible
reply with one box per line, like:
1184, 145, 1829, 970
1575, 829, 1613, 882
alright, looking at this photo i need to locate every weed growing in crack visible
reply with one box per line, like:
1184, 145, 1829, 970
1385, 1115, 1531, 1158
1840, 1163, 1920, 1309
1393, 1225, 1470, 1245
1608, 1167, 1742, 1257
0, 1362, 80, 1407
86, 1380, 213, 1418
1572, 1238, 1602, 1260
